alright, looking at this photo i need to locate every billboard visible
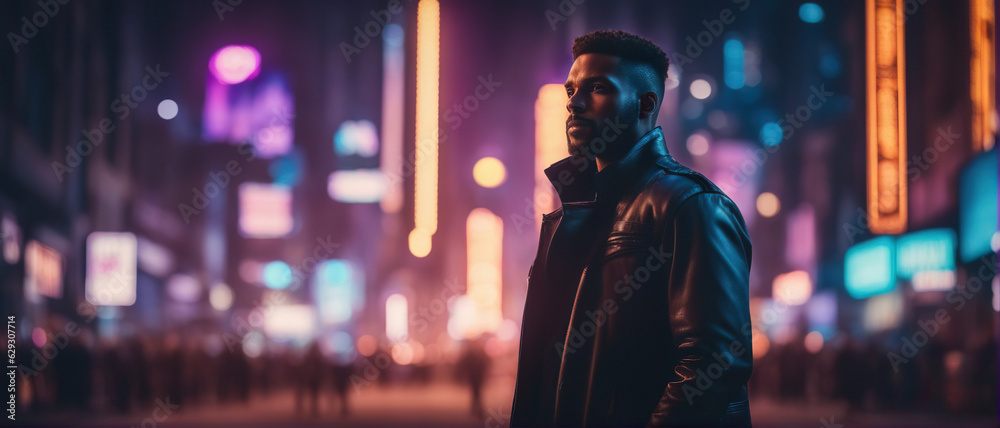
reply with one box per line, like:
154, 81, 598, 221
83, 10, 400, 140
86, 232, 138, 306
25, 240, 63, 300
845, 235, 896, 299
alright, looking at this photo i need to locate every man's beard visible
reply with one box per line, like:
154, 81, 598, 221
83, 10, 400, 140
566, 131, 591, 156
566, 116, 599, 156
565, 116, 634, 159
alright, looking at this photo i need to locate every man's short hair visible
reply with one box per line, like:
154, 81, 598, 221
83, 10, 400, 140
572, 29, 669, 96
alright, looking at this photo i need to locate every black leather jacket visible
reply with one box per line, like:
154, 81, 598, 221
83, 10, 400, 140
511, 127, 753, 427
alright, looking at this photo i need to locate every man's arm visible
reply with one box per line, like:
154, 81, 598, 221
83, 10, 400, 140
648, 192, 753, 427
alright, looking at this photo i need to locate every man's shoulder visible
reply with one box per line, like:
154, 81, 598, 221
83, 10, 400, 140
641, 157, 727, 203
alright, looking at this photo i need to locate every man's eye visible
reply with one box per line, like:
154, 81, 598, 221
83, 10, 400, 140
566, 88, 575, 97
592, 84, 605, 91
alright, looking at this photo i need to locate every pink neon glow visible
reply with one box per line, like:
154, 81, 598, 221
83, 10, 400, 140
210, 45, 261, 84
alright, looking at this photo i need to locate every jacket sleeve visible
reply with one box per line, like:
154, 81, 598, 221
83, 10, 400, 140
647, 191, 753, 427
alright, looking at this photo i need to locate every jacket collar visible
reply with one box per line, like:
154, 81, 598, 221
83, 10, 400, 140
544, 126, 672, 205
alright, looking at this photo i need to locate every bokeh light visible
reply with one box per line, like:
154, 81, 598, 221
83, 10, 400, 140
210, 45, 261, 84
760, 122, 783, 146
756, 192, 781, 217
209, 282, 233, 311
472, 157, 507, 188
686, 133, 710, 156
804, 331, 824, 353
357, 334, 378, 357
157, 99, 178, 120
262, 261, 293, 290
772, 270, 813, 306
689, 79, 712, 99
799, 3, 824, 23
409, 229, 432, 258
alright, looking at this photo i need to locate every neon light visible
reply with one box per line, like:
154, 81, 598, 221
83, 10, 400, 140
328, 169, 387, 203
866, 0, 907, 234
410, 0, 440, 257
386, 293, 408, 342
26, 240, 64, 301
334, 120, 379, 157
535, 84, 569, 232
971, 0, 996, 151
465, 208, 504, 337
845, 235, 897, 299
2, 214, 21, 264
85, 232, 136, 305
239, 183, 294, 238
210, 45, 261, 85
314, 260, 359, 325
723, 39, 745, 89
381, 24, 406, 213
264, 305, 316, 339
896, 228, 955, 285
959, 149, 998, 262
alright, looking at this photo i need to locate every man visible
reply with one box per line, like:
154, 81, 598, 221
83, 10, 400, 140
511, 30, 753, 427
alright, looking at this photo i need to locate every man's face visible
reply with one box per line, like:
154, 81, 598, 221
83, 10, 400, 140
563, 53, 638, 157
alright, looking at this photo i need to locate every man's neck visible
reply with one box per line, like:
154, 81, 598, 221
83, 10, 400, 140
596, 157, 609, 172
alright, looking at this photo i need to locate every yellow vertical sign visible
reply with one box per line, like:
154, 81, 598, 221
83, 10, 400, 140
534, 84, 569, 231
971, 0, 996, 152
409, 0, 440, 257
866, 0, 907, 234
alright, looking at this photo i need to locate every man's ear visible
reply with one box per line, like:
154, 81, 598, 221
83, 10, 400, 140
639, 91, 658, 119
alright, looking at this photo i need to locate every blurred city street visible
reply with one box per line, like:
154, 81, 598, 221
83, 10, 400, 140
12, 378, 1000, 428
2, 0, 999, 426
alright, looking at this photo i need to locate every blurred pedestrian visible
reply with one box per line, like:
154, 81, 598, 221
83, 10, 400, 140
329, 357, 353, 417
296, 341, 323, 416
457, 335, 492, 419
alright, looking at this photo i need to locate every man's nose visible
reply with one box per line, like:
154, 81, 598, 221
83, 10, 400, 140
566, 92, 585, 114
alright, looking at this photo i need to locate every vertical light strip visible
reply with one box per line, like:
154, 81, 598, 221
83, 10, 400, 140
534, 84, 569, 232
386, 293, 408, 342
409, 0, 440, 257
866, 0, 907, 234
381, 24, 405, 213
971, 0, 996, 152
466, 208, 503, 337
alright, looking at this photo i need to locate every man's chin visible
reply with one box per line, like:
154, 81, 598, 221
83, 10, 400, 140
566, 134, 591, 155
